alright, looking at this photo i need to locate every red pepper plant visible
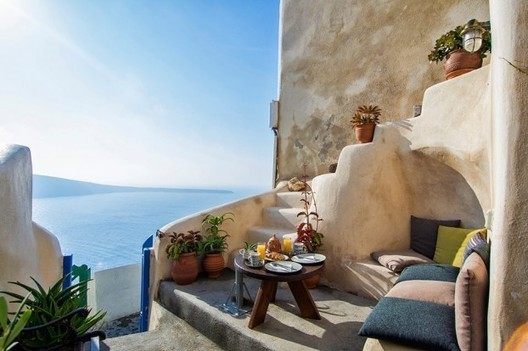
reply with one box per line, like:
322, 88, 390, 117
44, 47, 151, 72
296, 169, 324, 253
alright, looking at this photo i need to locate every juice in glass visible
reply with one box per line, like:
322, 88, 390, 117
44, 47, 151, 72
283, 237, 292, 254
257, 242, 266, 260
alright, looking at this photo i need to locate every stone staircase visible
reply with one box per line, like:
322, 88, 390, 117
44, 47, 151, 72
246, 191, 303, 245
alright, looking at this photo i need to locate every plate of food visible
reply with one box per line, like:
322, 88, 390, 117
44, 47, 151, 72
291, 253, 326, 265
265, 251, 289, 261
264, 261, 302, 274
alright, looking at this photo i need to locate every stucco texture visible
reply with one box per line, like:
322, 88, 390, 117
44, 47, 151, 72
0, 145, 62, 308
277, 0, 489, 181
311, 66, 489, 298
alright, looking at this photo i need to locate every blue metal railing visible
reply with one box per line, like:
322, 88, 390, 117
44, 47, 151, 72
140, 235, 154, 332
62, 254, 73, 289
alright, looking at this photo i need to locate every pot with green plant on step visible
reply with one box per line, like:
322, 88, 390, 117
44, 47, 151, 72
163, 230, 203, 285
202, 212, 234, 279
428, 20, 491, 80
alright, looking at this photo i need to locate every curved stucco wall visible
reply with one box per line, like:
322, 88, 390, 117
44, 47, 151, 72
0, 145, 62, 304
311, 67, 489, 295
277, 0, 489, 181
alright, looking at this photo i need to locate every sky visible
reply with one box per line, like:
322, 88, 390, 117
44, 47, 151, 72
0, 0, 279, 189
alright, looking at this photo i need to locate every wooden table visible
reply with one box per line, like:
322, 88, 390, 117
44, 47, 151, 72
234, 255, 324, 329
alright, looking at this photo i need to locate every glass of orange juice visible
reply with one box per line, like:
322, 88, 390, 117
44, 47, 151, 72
283, 236, 292, 255
257, 242, 266, 261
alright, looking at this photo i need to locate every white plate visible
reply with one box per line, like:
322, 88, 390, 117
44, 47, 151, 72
264, 261, 302, 274
291, 253, 326, 265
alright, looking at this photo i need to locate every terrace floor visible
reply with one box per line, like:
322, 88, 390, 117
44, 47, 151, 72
105, 269, 376, 350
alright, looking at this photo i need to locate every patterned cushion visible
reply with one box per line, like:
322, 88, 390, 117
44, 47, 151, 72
371, 249, 434, 273
453, 229, 487, 267
455, 252, 489, 351
462, 231, 487, 262
410, 216, 461, 259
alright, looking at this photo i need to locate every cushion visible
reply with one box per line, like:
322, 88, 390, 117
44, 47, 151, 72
386, 280, 455, 306
455, 252, 489, 351
371, 249, 434, 273
359, 297, 460, 351
452, 229, 487, 267
397, 264, 460, 284
433, 226, 475, 265
463, 231, 488, 263
410, 216, 461, 259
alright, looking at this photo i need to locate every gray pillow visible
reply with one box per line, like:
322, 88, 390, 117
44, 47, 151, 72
411, 215, 461, 259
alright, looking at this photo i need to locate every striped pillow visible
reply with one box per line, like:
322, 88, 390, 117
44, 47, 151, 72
462, 231, 486, 263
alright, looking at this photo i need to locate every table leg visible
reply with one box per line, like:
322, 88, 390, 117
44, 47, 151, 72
287, 280, 321, 319
248, 280, 277, 329
270, 282, 278, 302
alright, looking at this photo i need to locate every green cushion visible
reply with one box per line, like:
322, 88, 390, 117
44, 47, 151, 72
452, 229, 487, 267
434, 226, 474, 265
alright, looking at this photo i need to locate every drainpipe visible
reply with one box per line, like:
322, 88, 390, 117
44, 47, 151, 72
270, 100, 279, 188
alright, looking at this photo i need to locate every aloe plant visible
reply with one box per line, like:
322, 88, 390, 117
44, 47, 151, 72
0, 295, 32, 351
1, 276, 105, 350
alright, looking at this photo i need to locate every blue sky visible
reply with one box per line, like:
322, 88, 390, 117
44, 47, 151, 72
0, 0, 279, 188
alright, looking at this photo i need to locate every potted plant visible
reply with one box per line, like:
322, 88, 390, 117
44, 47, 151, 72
428, 21, 491, 80
1, 276, 105, 351
350, 105, 381, 143
239, 241, 256, 260
201, 213, 234, 279
0, 295, 32, 351
162, 229, 203, 285
295, 170, 324, 288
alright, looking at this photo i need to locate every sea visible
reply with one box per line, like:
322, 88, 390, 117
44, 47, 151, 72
32, 188, 267, 272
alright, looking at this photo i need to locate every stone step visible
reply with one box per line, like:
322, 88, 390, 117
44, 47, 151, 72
276, 191, 304, 208
246, 226, 297, 244
157, 270, 375, 351
262, 207, 301, 228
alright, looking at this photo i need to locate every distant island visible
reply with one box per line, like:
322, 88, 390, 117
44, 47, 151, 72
33, 175, 233, 198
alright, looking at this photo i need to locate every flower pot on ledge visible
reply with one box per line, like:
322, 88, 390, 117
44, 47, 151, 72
354, 123, 376, 143
444, 49, 483, 80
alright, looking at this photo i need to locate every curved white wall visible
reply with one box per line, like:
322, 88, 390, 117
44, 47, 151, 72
0, 145, 62, 306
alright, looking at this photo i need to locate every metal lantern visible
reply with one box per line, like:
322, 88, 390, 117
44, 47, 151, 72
461, 19, 487, 53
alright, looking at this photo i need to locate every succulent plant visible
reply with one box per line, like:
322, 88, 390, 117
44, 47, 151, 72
350, 105, 381, 127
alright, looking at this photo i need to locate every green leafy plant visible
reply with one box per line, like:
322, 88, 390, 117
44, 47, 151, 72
0, 276, 105, 350
165, 230, 203, 260
243, 241, 256, 252
296, 168, 324, 253
202, 213, 234, 254
428, 22, 491, 63
350, 105, 381, 127
0, 295, 32, 351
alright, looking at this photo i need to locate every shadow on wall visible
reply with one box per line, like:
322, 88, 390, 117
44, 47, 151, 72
404, 149, 485, 228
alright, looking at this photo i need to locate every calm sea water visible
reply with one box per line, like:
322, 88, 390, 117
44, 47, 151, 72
32, 188, 266, 271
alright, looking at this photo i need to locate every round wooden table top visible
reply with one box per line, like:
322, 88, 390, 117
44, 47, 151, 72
234, 254, 324, 282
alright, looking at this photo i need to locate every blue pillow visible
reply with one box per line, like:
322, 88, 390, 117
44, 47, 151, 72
359, 297, 459, 351
397, 264, 460, 284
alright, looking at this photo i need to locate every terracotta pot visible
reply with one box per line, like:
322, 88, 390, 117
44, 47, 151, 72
444, 49, 483, 80
354, 123, 376, 143
304, 273, 320, 289
171, 252, 199, 285
203, 253, 225, 279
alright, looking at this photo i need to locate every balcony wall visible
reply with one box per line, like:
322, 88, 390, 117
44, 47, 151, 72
0, 145, 63, 308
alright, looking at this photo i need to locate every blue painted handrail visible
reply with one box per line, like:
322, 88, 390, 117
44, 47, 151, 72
140, 235, 154, 332
62, 254, 73, 289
